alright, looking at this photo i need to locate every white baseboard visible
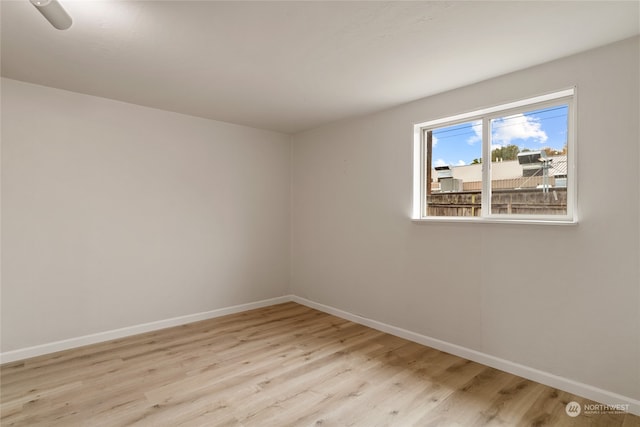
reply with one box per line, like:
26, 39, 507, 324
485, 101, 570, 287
290, 295, 640, 417
0, 296, 291, 364
2, 294, 638, 416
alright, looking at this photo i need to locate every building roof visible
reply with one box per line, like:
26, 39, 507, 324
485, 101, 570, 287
434, 155, 567, 183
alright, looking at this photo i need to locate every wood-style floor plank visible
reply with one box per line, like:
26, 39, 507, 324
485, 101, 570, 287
1, 302, 638, 426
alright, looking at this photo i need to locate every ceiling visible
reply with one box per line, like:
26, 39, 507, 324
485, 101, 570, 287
1, 1, 638, 134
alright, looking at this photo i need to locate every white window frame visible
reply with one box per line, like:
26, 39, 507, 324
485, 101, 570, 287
412, 88, 577, 224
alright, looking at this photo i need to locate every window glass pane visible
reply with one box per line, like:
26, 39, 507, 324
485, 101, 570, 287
489, 105, 568, 215
426, 120, 482, 216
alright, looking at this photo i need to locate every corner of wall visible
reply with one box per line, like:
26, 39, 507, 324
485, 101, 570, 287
286, 134, 295, 296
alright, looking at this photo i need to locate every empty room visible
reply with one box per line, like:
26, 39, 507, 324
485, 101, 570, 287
1, 1, 639, 425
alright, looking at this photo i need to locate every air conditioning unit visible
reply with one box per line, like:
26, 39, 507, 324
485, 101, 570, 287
517, 151, 541, 165
434, 165, 453, 179
439, 178, 462, 192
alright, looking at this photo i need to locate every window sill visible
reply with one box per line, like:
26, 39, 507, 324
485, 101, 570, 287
411, 217, 578, 226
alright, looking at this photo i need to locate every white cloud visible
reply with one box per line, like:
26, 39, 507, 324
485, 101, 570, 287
467, 120, 482, 145
457, 160, 466, 166
491, 114, 548, 145
434, 158, 447, 167
432, 135, 438, 146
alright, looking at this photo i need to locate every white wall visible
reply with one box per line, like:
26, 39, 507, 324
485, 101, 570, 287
1, 78, 291, 352
291, 37, 640, 400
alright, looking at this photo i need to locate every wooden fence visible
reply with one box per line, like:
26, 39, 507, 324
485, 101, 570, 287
427, 188, 567, 217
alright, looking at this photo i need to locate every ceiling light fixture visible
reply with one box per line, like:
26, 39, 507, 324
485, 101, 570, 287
30, 0, 72, 30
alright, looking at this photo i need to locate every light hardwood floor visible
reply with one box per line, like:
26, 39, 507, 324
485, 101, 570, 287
1, 302, 638, 426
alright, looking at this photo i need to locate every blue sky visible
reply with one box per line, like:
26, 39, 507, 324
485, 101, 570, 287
431, 105, 569, 167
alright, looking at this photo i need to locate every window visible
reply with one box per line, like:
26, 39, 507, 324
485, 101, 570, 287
412, 89, 576, 223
